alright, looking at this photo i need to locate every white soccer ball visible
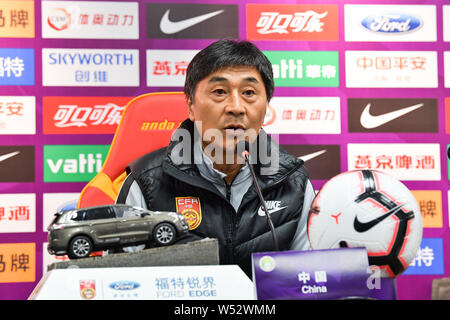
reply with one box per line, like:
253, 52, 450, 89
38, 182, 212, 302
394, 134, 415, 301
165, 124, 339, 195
307, 170, 423, 278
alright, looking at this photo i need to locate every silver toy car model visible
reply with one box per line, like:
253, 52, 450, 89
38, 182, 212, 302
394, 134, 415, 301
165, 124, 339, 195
47, 204, 189, 259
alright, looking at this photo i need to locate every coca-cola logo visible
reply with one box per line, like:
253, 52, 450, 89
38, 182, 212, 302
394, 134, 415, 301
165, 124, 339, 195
53, 103, 124, 128
361, 13, 422, 34
247, 4, 338, 41
43, 97, 132, 134
256, 11, 328, 34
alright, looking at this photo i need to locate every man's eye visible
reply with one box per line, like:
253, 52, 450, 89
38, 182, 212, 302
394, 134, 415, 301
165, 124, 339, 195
243, 90, 255, 96
213, 89, 226, 95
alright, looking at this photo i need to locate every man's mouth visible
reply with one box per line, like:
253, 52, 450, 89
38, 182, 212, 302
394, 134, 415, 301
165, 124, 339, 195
224, 124, 246, 136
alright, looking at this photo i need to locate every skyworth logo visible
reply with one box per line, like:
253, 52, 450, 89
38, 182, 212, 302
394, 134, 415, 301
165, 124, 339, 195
42, 49, 139, 87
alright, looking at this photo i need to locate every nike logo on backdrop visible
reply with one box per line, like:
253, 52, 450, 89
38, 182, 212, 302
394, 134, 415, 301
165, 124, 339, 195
160, 9, 225, 34
353, 204, 405, 233
360, 103, 424, 129
0, 151, 20, 163
297, 150, 327, 162
258, 201, 287, 216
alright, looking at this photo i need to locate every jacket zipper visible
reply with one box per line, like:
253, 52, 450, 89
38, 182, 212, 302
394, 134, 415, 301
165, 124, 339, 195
225, 183, 231, 202
224, 183, 235, 263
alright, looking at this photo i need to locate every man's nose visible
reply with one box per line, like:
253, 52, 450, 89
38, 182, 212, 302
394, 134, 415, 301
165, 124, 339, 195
226, 92, 245, 116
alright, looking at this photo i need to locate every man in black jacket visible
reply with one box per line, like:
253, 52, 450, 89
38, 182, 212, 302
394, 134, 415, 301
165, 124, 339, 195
116, 39, 315, 277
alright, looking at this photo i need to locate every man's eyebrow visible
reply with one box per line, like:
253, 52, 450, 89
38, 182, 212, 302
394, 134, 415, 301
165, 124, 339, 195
244, 76, 260, 84
208, 76, 227, 83
207, 76, 260, 84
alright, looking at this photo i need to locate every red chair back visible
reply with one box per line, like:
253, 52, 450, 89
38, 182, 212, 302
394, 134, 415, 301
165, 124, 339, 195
78, 92, 188, 208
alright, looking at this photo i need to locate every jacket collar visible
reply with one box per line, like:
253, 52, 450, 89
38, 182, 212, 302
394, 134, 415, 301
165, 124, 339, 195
163, 119, 304, 189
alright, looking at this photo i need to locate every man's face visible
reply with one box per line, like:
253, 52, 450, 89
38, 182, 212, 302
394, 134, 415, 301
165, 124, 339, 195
187, 65, 268, 160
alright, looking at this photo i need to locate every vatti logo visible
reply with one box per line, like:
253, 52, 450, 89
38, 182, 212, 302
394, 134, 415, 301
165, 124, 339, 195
43, 145, 109, 182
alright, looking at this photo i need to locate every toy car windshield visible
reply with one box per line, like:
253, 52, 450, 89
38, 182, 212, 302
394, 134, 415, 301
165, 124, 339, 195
52, 210, 86, 225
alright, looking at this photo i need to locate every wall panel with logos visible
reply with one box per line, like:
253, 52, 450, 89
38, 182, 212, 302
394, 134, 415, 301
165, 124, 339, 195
0, 0, 448, 300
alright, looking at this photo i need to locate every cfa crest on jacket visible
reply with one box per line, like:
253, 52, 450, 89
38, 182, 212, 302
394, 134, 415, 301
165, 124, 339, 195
175, 196, 202, 230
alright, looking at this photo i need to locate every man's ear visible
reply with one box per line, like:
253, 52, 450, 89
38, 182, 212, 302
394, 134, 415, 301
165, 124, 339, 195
262, 101, 268, 123
187, 96, 195, 121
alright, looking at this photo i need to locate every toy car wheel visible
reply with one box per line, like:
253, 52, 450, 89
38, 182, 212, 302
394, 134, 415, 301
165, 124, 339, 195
153, 223, 176, 246
68, 235, 93, 259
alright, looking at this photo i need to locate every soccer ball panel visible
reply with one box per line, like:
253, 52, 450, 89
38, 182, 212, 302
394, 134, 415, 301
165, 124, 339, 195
307, 170, 423, 278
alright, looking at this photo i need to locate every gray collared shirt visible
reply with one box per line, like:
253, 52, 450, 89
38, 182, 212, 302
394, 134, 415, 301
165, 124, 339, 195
193, 138, 252, 212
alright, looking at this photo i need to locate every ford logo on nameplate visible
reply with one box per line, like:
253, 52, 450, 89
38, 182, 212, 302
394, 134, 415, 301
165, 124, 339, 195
109, 281, 140, 291
361, 13, 422, 34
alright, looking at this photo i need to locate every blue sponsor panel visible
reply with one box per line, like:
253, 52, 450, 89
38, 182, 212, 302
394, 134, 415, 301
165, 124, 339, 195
403, 238, 444, 275
0, 48, 35, 85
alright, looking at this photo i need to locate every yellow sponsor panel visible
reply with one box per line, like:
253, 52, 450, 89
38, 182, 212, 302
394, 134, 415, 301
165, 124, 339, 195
0, 243, 35, 283
412, 190, 443, 228
0, 1, 35, 38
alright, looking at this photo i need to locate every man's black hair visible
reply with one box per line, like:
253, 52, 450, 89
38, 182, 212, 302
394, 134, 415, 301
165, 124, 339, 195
184, 39, 274, 103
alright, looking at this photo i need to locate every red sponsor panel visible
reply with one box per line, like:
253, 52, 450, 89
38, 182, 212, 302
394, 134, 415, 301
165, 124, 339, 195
246, 4, 338, 41
43, 97, 133, 134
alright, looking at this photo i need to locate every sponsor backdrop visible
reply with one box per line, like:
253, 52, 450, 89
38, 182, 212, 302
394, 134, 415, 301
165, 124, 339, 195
0, 0, 449, 300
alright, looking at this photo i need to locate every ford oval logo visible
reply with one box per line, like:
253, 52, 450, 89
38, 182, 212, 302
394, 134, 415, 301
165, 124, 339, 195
361, 13, 422, 34
109, 281, 140, 291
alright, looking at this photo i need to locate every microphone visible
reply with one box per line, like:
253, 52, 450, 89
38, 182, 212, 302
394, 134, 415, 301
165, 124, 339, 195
239, 140, 280, 251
